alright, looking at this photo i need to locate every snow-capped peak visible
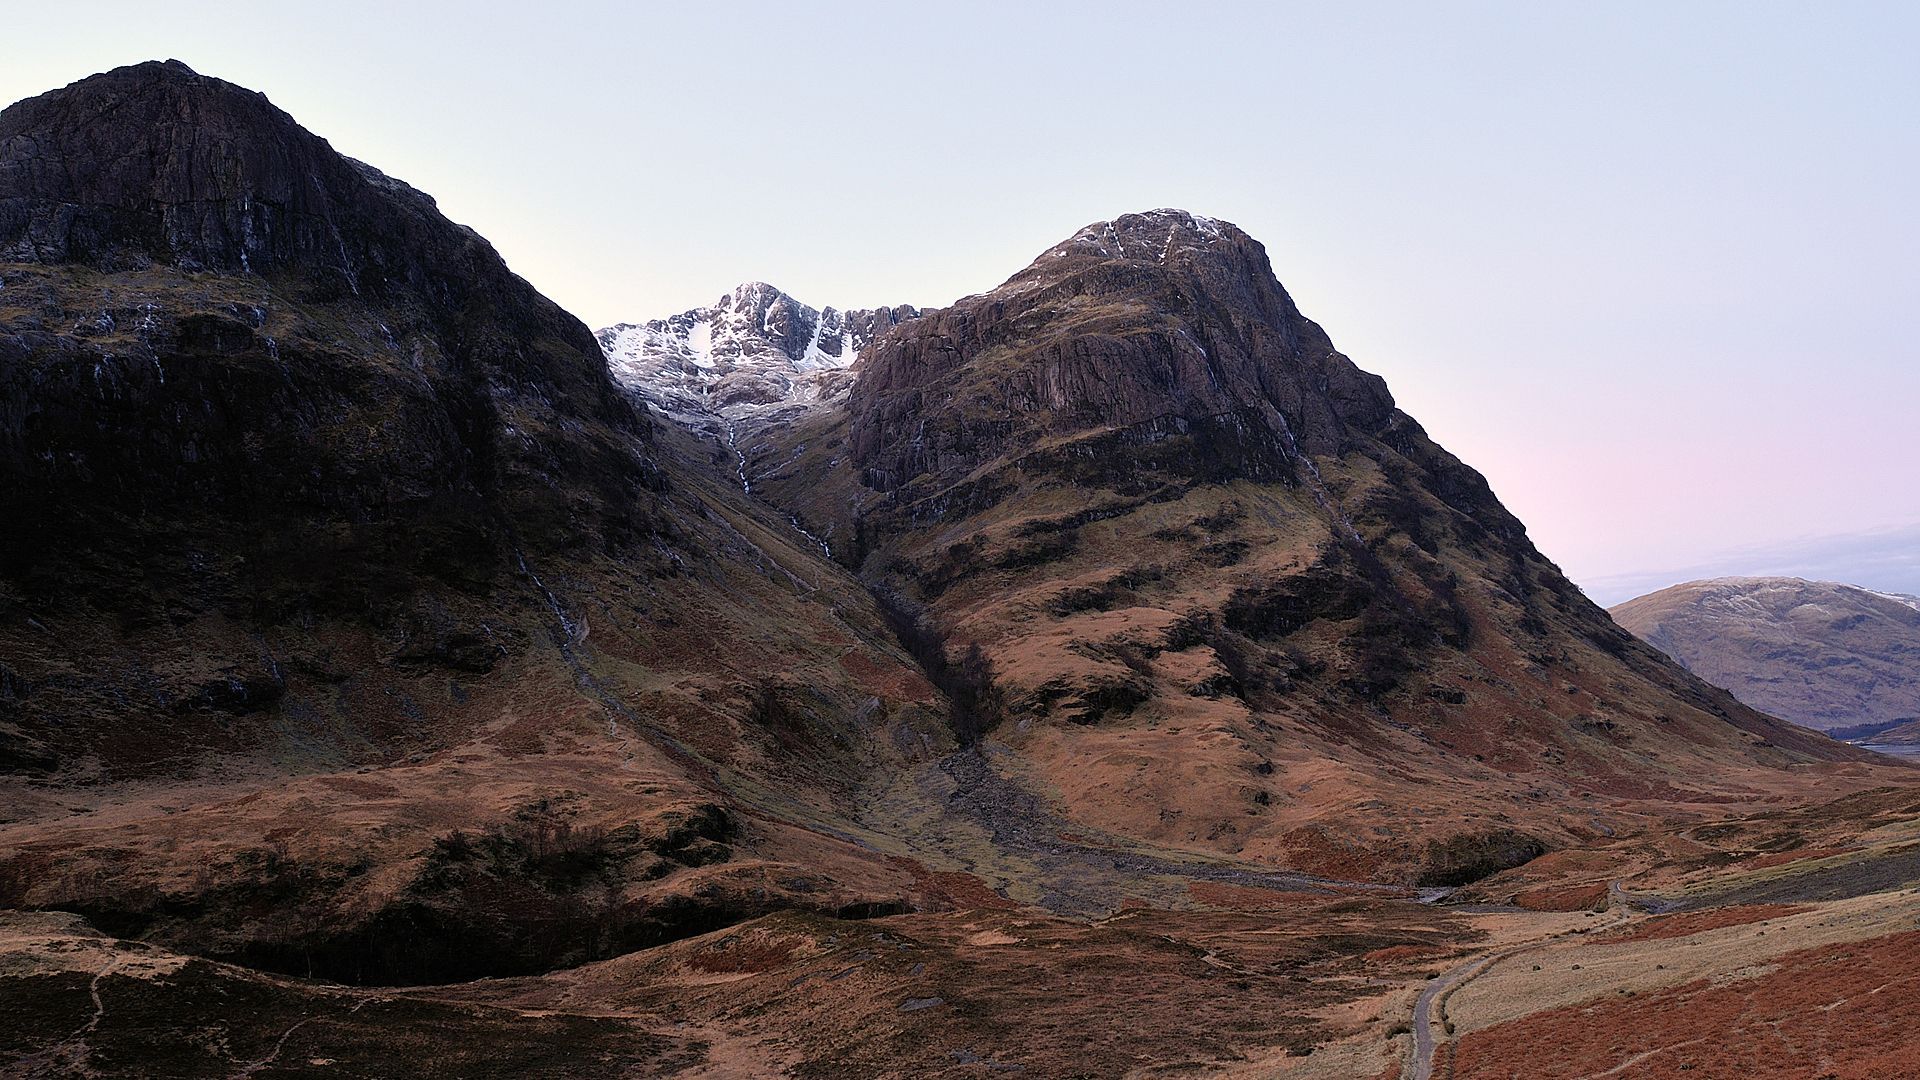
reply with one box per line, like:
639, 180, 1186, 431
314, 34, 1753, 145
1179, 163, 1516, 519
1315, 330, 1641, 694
597, 285, 918, 437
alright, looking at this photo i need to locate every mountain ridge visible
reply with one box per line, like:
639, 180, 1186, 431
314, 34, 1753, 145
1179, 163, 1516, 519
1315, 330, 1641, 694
1612, 576, 1920, 735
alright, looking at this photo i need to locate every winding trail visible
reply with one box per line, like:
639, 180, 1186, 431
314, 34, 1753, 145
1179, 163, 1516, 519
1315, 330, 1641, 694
228, 1015, 319, 1078
1406, 944, 1530, 1080
11, 955, 124, 1076
1405, 882, 1636, 1080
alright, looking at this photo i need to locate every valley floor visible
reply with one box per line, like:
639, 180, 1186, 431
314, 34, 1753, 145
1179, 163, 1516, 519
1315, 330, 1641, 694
7, 779, 1920, 1078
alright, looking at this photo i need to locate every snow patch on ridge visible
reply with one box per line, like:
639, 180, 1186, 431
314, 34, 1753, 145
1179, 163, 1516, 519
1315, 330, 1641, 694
596, 283, 917, 439
1049, 209, 1231, 262
685, 318, 714, 368
1861, 588, 1920, 613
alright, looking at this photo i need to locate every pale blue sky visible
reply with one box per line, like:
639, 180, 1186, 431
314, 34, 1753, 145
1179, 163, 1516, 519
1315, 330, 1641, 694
6, 2, 1916, 600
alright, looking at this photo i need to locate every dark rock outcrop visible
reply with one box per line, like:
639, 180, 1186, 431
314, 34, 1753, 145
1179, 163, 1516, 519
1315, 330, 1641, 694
0, 62, 683, 779
850, 212, 1394, 491
841, 212, 1528, 548
0, 61, 655, 592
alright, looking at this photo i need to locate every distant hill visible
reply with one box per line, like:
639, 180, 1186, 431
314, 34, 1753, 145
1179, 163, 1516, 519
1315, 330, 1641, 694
1612, 577, 1920, 738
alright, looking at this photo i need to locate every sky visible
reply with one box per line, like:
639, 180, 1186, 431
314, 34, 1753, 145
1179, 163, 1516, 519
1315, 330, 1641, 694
5, 1, 1916, 603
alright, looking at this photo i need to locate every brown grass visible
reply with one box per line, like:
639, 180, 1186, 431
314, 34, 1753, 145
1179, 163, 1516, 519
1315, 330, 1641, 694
1596, 904, 1812, 944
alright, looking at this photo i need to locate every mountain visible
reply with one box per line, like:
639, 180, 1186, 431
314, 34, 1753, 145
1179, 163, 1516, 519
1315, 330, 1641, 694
596, 283, 917, 440
2, 63, 1912, 1079
1, 59, 653, 774
0, 61, 951, 983
1612, 577, 1920, 737
745, 208, 1874, 882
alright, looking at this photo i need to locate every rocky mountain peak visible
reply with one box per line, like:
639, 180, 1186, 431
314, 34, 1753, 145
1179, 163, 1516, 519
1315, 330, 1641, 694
0, 59, 505, 305
847, 209, 1400, 501
997, 208, 1277, 305
3, 60, 343, 272
598, 284, 918, 436
744, 207, 1865, 892
1037, 208, 1240, 262
0, 58, 656, 626
1, 59, 630, 423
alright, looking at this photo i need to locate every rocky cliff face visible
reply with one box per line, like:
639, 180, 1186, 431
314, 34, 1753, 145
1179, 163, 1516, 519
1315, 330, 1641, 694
0, 58, 660, 582
836, 212, 1527, 543
1612, 577, 1920, 736
849, 212, 1398, 492
597, 282, 916, 438
0, 59, 662, 769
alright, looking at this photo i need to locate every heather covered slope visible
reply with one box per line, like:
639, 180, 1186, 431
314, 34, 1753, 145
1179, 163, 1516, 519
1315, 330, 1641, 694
1612, 577, 1920, 736
749, 210, 1876, 883
0, 61, 955, 982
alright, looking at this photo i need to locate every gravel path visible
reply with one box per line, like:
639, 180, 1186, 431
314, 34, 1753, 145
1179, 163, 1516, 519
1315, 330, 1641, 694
1404, 882, 1634, 1079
